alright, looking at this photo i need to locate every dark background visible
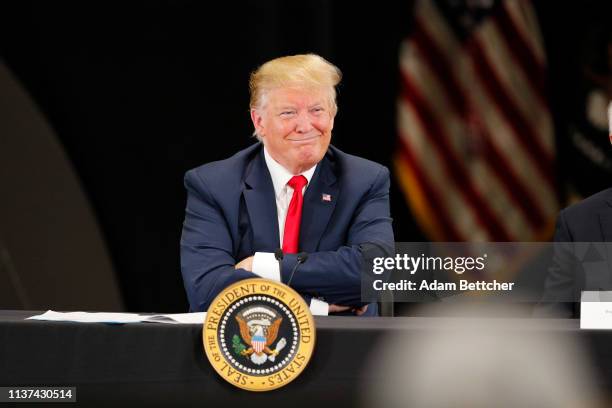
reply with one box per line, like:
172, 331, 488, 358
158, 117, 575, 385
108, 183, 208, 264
1, 1, 610, 312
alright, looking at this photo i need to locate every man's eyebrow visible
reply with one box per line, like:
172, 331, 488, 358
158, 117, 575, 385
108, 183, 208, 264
274, 102, 324, 110
308, 103, 324, 108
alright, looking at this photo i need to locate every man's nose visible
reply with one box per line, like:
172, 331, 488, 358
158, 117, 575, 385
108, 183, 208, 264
295, 112, 314, 133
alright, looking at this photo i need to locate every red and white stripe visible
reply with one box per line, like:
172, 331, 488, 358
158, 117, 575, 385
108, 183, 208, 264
396, 0, 558, 241
253, 339, 265, 354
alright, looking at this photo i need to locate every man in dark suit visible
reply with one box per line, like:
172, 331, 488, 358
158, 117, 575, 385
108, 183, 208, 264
180, 54, 394, 316
537, 188, 612, 317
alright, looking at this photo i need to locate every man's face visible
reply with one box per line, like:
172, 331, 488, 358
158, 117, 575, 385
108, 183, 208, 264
251, 86, 335, 174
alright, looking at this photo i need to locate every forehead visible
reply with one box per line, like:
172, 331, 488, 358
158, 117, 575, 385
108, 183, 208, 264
264, 86, 329, 108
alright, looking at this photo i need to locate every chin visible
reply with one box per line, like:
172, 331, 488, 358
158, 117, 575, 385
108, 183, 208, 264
296, 146, 324, 167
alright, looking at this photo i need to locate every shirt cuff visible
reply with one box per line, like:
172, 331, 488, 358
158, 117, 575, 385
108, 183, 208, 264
309, 298, 329, 316
252, 252, 281, 282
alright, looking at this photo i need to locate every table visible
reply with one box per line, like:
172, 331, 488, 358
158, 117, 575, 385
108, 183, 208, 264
1, 311, 611, 407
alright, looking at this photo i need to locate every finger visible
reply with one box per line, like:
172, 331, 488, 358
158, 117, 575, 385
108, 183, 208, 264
355, 305, 368, 316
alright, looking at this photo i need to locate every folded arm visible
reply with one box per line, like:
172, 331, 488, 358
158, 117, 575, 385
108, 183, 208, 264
279, 166, 394, 306
180, 169, 257, 312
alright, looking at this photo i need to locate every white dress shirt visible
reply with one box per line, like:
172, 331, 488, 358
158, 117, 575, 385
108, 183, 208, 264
250, 147, 329, 316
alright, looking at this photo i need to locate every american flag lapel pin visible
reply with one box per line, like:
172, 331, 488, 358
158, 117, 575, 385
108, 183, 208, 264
321, 193, 332, 202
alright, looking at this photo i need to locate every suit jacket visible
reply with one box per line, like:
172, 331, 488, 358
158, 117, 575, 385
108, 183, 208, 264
180, 143, 395, 315
537, 188, 612, 317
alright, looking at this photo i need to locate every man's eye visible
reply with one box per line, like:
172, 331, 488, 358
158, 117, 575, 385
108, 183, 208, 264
280, 111, 295, 116
311, 107, 324, 113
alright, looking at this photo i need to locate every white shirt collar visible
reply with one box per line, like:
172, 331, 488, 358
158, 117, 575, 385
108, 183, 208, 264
263, 146, 317, 198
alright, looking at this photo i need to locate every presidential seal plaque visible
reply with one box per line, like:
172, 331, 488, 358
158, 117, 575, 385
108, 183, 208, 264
203, 278, 316, 391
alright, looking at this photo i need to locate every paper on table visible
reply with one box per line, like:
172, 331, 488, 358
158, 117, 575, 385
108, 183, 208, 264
26, 310, 206, 324
27, 310, 143, 323
580, 291, 612, 329
141, 312, 206, 324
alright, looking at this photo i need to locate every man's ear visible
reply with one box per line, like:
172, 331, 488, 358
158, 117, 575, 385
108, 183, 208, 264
250, 108, 264, 137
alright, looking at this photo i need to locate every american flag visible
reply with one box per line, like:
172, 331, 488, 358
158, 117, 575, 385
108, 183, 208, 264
395, 0, 558, 241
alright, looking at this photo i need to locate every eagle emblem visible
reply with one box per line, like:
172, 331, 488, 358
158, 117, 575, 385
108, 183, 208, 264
235, 306, 287, 365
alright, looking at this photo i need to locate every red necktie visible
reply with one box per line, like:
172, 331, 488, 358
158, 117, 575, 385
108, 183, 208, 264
282, 175, 308, 254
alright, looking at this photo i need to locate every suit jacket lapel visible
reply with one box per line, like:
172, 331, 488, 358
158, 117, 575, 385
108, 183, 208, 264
243, 147, 280, 252
300, 154, 339, 253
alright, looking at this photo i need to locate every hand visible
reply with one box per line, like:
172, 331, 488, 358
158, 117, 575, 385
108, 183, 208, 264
235, 256, 254, 272
329, 304, 351, 313
329, 304, 369, 315
353, 305, 368, 316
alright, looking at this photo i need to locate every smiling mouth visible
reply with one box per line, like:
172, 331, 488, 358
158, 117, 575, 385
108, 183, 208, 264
287, 135, 320, 142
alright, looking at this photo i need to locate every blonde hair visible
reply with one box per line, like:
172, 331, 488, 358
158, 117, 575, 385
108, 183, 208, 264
249, 54, 342, 114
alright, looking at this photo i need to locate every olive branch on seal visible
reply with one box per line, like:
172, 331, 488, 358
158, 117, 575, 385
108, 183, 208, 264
232, 334, 246, 356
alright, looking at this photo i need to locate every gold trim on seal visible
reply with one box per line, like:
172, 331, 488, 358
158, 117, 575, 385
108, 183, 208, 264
202, 278, 316, 391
